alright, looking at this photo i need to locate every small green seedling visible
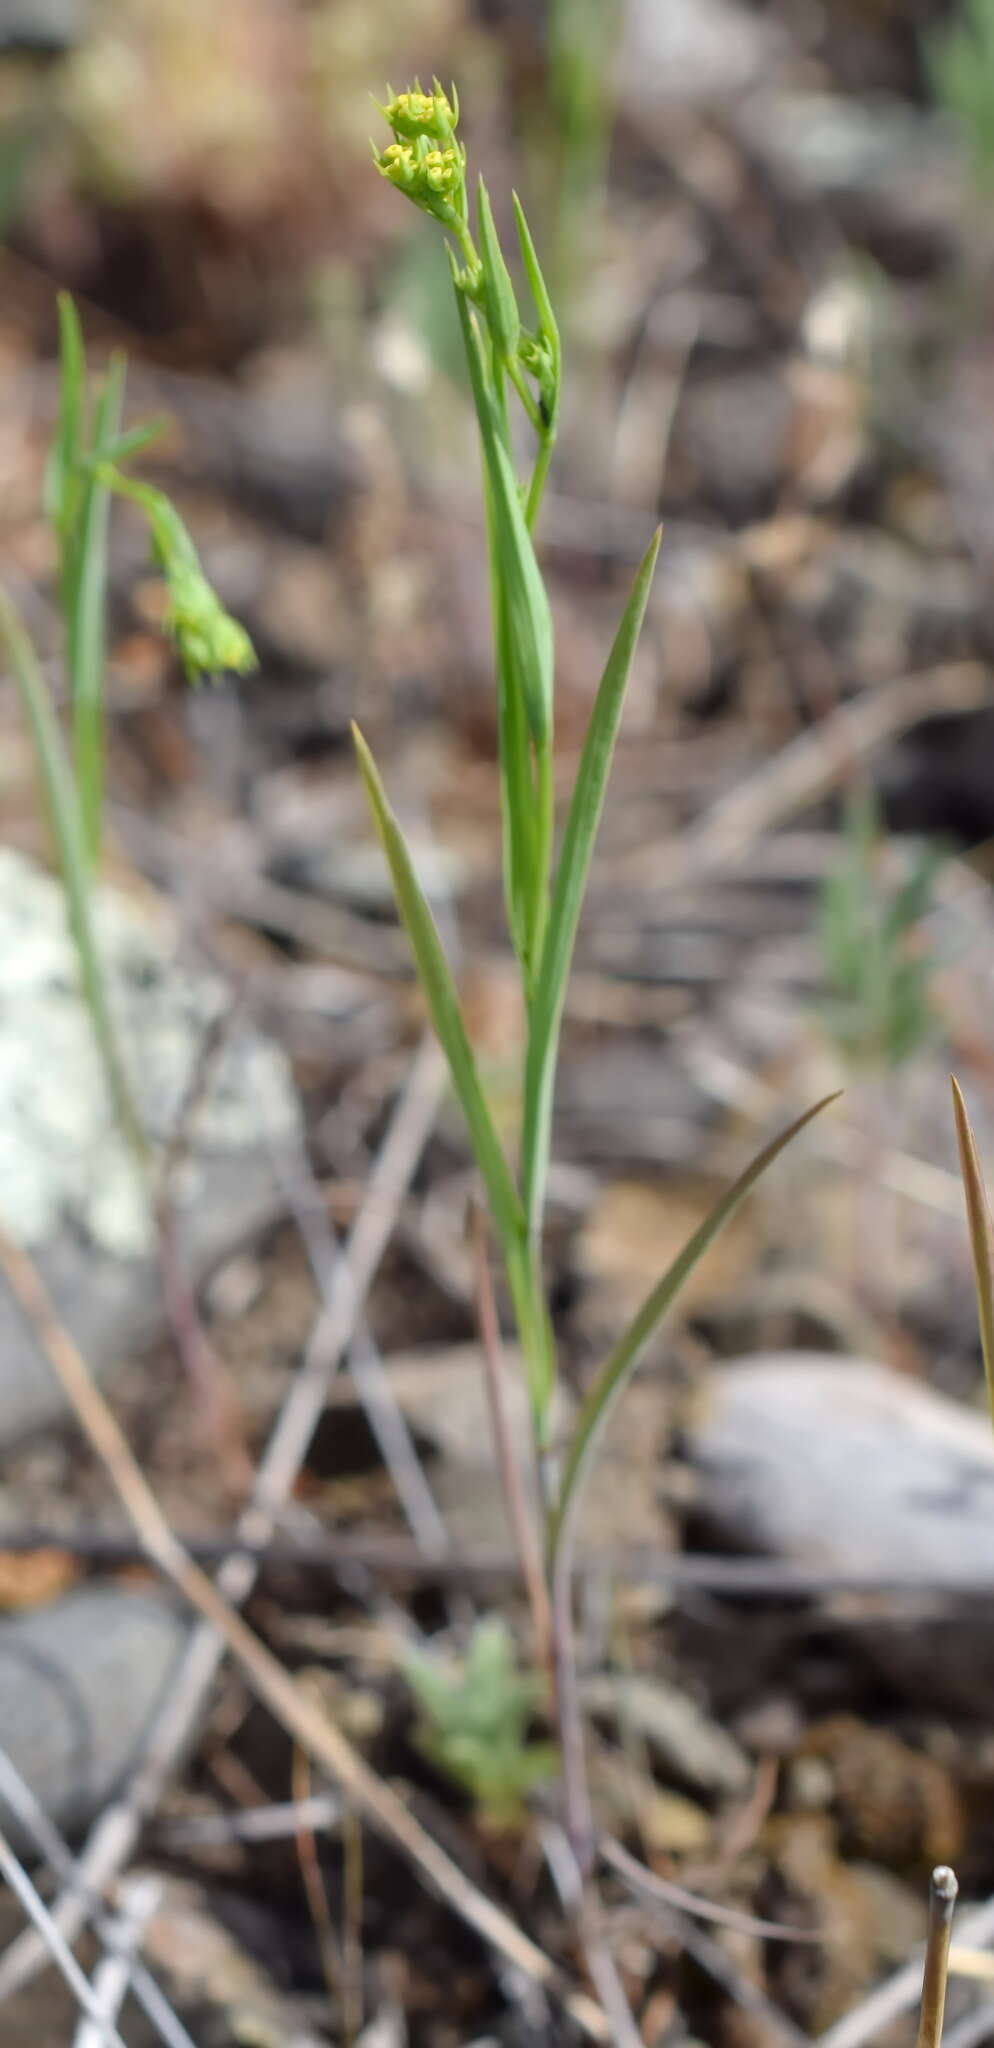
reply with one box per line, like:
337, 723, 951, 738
819, 787, 943, 1072
1, 294, 254, 1178
405, 1618, 557, 1828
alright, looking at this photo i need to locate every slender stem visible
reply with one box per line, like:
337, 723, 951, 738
471, 1205, 554, 1679
550, 1539, 595, 1876
507, 352, 544, 435
505, 1233, 557, 1441
918, 1866, 958, 2048
525, 426, 556, 531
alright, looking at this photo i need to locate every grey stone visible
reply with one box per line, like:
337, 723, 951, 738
0, 1587, 187, 1851
688, 1353, 994, 1706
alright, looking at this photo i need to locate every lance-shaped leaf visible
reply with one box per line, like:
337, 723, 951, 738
952, 1076, 994, 1432
451, 263, 554, 747
521, 528, 661, 1238
547, 1092, 840, 1567
512, 192, 561, 430
477, 178, 520, 367
353, 724, 525, 1261
44, 292, 86, 551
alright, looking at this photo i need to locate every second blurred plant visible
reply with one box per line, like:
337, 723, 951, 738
819, 787, 943, 1073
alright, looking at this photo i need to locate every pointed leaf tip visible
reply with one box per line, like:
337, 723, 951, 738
951, 1075, 994, 1433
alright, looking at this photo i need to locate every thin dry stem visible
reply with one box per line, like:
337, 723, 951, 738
0, 1036, 445, 2003
918, 1866, 958, 2048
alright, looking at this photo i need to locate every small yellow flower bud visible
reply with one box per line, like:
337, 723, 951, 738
374, 131, 466, 227
379, 79, 458, 143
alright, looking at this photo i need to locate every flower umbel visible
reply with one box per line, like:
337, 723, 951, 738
378, 78, 458, 142
374, 133, 466, 229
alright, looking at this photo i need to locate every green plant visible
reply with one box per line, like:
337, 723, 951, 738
928, 0, 994, 192
819, 787, 943, 1072
406, 1617, 557, 1827
0, 295, 254, 1183
367, 82, 834, 1851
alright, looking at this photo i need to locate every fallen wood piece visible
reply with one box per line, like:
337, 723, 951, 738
688, 1353, 994, 1706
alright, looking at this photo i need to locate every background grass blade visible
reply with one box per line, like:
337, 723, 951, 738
548, 1092, 840, 1565
353, 724, 524, 1260
45, 291, 85, 555
71, 353, 125, 863
951, 1076, 994, 1430
521, 528, 660, 1240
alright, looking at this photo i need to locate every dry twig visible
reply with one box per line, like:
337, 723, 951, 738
0, 1038, 443, 2001
0, 1122, 608, 2043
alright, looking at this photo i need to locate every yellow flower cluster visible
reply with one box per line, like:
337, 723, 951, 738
374, 91, 467, 232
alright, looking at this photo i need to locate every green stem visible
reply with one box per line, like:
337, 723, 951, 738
526, 735, 555, 1003
525, 428, 556, 532
507, 354, 544, 437
0, 587, 151, 1178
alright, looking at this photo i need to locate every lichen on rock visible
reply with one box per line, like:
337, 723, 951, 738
0, 847, 299, 1259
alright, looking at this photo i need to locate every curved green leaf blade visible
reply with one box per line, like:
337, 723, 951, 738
352, 724, 524, 1260
45, 291, 85, 546
521, 527, 661, 1239
548, 1091, 840, 1565
952, 1075, 994, 1433
477, 177, 520, 366
72, 353, 126, 862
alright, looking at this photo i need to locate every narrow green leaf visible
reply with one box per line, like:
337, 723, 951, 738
451, 265, 554, 747
88, 415, 168, 467
352, 724, 525, 1259
952, 1076, 994, 1433
71, 353, 126, 862
477, 178, 521, 366
521, 528, 661, 1238
548, 1092, 840, 1565
44, 291, 86, 550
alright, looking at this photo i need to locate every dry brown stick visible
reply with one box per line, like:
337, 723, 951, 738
602, 1835, 824, 1945
0, 1218, 607, 2041
469, 1204, 553, 1676
0, 1039, 445, 2001
919, 1867, 959, 2048
9, 1523, 994, 1601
